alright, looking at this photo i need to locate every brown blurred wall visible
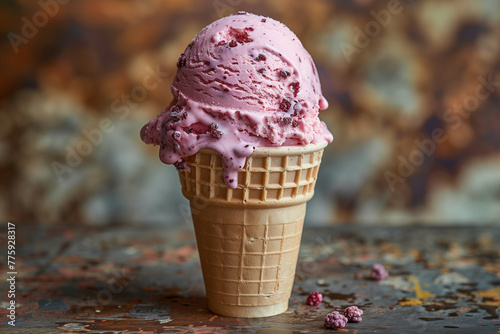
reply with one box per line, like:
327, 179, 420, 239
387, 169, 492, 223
1, 0, 499, 225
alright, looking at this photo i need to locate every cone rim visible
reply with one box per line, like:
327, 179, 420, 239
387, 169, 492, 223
195, 140, 328, 158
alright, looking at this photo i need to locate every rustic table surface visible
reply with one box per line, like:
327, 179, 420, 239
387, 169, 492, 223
1, 223, 499, 333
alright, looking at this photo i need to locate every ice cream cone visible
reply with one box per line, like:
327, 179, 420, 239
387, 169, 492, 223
178, 141, 327, 317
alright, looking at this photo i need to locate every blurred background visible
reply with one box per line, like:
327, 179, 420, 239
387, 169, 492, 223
1, 0, 499, 226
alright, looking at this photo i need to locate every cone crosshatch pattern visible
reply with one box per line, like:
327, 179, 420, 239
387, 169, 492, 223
192, 205, 305, 309
178, 142, 327, 317
179, 143, 325, 206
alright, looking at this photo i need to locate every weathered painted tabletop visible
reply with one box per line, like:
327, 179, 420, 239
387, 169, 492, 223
1, 224, 499, 333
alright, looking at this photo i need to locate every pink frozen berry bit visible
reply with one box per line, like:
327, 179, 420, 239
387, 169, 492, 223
370, 263, 389, 281
306, 291, 323, 306
344, 305, 363, 322
324, 311, 347, 329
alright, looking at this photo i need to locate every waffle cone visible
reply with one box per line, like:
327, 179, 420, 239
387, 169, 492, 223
178, 141, 327, 317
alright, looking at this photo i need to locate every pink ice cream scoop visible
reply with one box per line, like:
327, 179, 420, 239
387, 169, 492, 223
141, 12, 333, 188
